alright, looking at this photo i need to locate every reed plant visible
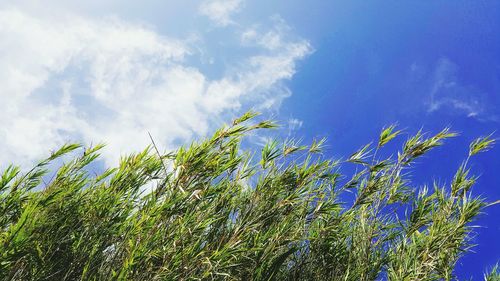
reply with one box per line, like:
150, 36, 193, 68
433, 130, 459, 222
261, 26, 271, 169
0, 112, 498, 280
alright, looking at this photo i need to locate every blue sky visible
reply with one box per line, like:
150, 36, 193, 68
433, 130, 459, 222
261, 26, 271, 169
0, 0, 498, 278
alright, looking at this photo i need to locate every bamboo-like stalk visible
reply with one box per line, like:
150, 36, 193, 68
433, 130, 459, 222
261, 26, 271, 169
0, 112, 497, 280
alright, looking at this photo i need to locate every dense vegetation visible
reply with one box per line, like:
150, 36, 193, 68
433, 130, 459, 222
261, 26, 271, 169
0, 112, 498, 280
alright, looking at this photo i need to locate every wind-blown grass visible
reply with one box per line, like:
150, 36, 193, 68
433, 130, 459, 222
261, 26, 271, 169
0, 112, 498, 280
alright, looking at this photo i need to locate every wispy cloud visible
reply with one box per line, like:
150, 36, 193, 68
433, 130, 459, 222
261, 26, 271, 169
0, 7, 311, 167
199, 0, 243, 26
426, 58, 496, 121
286, 118, 303, 137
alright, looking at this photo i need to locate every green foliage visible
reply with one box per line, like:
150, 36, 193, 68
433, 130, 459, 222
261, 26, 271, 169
484, 264, 500, 281
469, 134, 496, 156
378, 124, 401, 148
0, 112, 497, 280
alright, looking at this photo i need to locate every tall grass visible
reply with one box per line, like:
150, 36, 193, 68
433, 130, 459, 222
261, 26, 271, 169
0, 112, 498, 280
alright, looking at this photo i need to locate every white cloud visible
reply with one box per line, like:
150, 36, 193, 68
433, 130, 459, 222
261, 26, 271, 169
288, 118, 303, 131
427, 58, 496, 121
286, 118, 303, 137
0, 7, 311, 168
241, 17, 295, 51
199, 0, 243, 26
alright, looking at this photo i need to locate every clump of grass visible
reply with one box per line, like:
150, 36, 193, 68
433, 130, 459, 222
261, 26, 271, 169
0, 112, 497, 280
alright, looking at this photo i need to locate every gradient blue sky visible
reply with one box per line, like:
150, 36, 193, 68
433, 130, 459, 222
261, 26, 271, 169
0, 1, 498, 278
